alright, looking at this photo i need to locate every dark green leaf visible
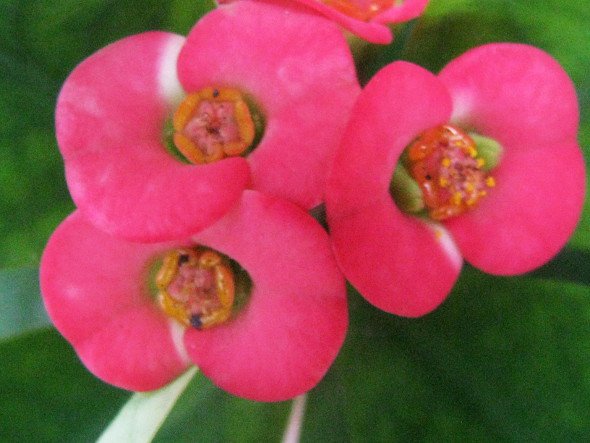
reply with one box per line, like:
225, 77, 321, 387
530, 247, 590, 286
303, 270, 590, 441
0, 329, 129, 442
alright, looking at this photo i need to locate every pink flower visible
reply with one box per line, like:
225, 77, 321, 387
326, 44, 585, 317
40, 191, 348, 402
56, 0, 360, 243
220, 0, 429, 44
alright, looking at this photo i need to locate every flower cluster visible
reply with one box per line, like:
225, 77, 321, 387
41, 0, 585, 402
326, 45, 585, 316
42, 1, 357, 402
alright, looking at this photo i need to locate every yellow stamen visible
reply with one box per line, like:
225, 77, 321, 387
403, 124, 499, 221
156, 248, 235, 329
172, 87, 255, 164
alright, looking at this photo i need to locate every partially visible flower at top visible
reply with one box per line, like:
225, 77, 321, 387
40, 191, 348, 402
327, 44, 585, 317
217, 0, 429, 44
56, 0, 360, 243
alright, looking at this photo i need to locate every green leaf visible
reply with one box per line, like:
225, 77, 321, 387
530, 247, 590, 287
0, 267, 51, 340
0, 329, 129, 442
98, 367, 198, 443
303, 270, 590, 441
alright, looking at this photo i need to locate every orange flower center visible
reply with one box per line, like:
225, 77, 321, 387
173, 87, 255, 164
156, 247, 235, 329
319, 0, 396, 21
406, 125, 496, 221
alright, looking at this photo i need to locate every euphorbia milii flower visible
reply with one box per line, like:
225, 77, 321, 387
220, 0, 429, 44
326, 44, 585, 317
41, 191, 348, 402
56, 0, 360, 242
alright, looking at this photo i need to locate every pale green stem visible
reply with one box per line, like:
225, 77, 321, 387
281, 394, 307, 443
97, 367, 198, 443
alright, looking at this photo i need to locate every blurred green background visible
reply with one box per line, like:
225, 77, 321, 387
1, 0, 589, 441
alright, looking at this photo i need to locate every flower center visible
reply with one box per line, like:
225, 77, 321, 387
156, 247, 235, 329
404, 125, 496, 221
319, 0, 396, 21
172, 87, 256, 164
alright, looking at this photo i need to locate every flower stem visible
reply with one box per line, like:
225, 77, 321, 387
282, 394, 307, 443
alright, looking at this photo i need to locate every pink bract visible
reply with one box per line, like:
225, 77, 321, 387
219, 0, 429, 44
56, 2, 359, 242
178, 1, 360, 210
326, 44, 585, 317
56, 32, 249, 243
41, 191, 348, 401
